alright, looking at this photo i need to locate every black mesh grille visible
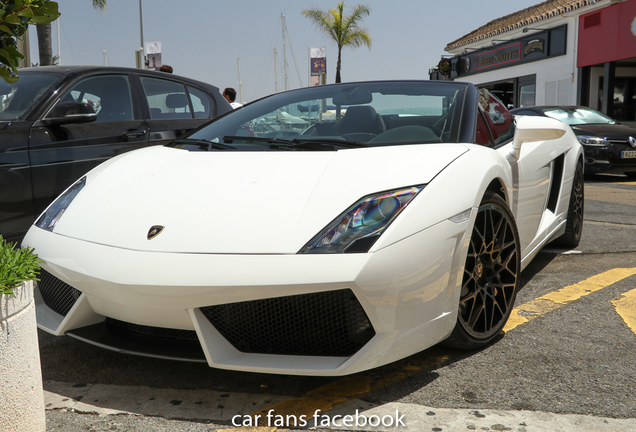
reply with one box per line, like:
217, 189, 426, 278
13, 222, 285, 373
38, 269, 82, 316
105, 318, 202, 353
200, 289, 375, 357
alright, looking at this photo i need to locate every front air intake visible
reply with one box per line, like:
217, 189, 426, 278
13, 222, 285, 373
200, 289, 375, 357
38, 269, 82, 316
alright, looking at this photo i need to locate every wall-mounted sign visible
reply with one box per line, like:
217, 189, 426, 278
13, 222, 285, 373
524, 39, 545, 56
438, 58, 453, 76
477, 43, 521, 70
462, 56, 471, 74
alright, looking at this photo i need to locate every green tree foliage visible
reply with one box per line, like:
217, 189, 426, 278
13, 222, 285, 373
302, 2, 371, 83
0, 0, 59, 82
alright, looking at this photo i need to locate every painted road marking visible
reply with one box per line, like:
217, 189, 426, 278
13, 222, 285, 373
611, 287, 636, 335
250, 347, 452, 427
243, 267, 636, 429
505, 267, 636, 332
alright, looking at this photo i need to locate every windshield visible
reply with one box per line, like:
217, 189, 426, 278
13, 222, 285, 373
543, 107, 616, 126
176, 81, 467, 151
0, 73, 61, 121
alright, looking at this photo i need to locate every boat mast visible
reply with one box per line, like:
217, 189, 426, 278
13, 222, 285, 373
273, 48, 278, 93
237, 57, 243, 104
282, 14, 288, 91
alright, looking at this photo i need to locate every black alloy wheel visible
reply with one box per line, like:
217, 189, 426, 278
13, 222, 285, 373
555, 160, 584, 248
443, 192, 520, 350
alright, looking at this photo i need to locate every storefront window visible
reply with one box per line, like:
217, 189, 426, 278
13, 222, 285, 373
519, 84, 536, 107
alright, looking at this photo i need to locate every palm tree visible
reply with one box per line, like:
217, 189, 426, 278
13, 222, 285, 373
302, 2, 371, 83
36, 0, 106, 66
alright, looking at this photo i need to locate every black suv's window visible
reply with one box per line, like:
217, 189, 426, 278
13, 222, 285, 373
140, 76, 193, 120
0, 74, 61, 121
187, 85, 214, 119
56, 75, 134, 122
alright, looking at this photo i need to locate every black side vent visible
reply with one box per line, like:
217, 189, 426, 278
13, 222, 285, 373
547, 154, 565, 213
38, 269, 82, 316
200, 289, 375, 357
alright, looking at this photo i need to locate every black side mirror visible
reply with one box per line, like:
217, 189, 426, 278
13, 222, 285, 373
37, 102, 97, 126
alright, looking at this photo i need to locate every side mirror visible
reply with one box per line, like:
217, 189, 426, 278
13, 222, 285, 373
511, 116, 567, 159
37, 102, 97, 127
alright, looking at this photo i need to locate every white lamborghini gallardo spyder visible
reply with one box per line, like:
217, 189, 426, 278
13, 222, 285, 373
24, 81, 584, 376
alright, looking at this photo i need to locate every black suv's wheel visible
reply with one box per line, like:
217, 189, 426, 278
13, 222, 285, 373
554, 160, 584, 248
443, 192, 520, 350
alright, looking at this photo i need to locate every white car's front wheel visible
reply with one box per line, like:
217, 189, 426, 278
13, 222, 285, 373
444, 192, 520, 350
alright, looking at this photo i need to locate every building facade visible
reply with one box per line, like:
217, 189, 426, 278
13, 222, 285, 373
431, 0, 636, 123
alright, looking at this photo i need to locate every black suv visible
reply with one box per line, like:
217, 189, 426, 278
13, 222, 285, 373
0, 66, 232, 243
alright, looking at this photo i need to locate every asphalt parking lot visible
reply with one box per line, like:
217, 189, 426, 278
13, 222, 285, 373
42, 174, 636, 432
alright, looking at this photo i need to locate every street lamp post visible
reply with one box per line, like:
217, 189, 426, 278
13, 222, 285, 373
136, 0, 145, 68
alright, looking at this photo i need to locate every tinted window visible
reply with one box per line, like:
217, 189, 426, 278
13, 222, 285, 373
187, 86, 213, 119
0, 74, 61, 120
478, 89, 515, 146
140, 77, 193, 120
55, 75, 134, 122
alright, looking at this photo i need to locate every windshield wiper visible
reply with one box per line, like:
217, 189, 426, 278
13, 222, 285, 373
173, 139, 237, 151
222, 135, 367, 150
285, 138, 367, 149
223, 135, 290, 145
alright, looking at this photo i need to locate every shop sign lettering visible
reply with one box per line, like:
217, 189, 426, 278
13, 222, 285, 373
477, 43, 521, 70
524, 39, 545, 56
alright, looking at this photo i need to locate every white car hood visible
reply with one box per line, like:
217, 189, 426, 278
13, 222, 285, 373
53, 144, 468, 253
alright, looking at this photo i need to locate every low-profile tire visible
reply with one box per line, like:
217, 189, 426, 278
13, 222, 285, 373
443, 192, 520, 350
554, 160, 584, 248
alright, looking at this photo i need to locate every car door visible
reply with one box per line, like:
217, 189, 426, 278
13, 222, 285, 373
0, 73, 65, 242
479, 90, 556, 257
28, 73, 150, 218
137, 75, 216, 146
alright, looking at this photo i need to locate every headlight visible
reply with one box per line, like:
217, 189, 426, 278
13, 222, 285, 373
577, 135, 609, 146
35, 177, 86, 232
299, 186, 424, 254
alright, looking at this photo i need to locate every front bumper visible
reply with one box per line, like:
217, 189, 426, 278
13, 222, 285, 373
25, 215, 473, 376
583, 143, 636, 174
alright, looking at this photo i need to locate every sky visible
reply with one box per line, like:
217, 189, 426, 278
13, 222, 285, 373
27, 0, 543, 103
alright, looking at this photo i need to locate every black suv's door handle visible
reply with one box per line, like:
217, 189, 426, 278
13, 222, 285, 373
123, 129, 148, 139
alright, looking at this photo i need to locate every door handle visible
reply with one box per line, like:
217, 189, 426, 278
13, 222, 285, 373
123, 129, 148, 139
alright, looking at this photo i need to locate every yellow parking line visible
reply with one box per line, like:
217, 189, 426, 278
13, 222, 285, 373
505, 268, 636, 332
249, 347, 451, 427
611, 287, 636, 335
